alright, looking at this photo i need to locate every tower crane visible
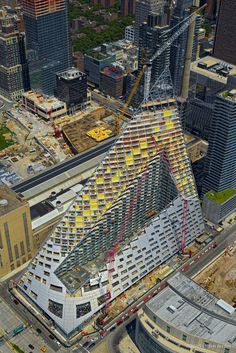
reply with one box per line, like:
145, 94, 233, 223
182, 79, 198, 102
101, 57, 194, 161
114, 3, 207, 134
98, 4, 206, 324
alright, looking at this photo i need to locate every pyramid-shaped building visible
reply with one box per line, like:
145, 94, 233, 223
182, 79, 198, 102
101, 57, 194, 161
18, 80, 204, 335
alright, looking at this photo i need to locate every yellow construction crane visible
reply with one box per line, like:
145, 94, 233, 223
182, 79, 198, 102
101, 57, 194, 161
114, 3, 207, 135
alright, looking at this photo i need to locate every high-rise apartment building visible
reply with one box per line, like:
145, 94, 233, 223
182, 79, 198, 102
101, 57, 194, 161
134, 0, 164, 44
17, 80, 204, 336
139, 14, 170, 84
0, 186, 34, 278
213, 0, 236, 65
22, 0, 71, 95
186, 56, 236, 140
202, 89, 236, 194
0, 11, 30, 100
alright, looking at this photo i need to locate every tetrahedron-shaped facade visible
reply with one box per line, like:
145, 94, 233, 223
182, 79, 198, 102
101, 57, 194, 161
17, 84, 204, 336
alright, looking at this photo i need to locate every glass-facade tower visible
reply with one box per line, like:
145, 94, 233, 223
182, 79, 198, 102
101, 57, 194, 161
23, 0, 71, 95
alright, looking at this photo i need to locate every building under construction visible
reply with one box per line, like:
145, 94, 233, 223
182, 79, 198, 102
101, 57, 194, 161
16, 5, 205, 337
17, 75, 204, 336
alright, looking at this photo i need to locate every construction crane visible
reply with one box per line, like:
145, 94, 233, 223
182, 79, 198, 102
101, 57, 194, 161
114, 3, 207, 134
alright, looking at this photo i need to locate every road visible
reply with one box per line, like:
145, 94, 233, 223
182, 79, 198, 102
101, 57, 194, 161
0, 283, 61, 352
185, 222, 236, 278
12, 138, 115, 193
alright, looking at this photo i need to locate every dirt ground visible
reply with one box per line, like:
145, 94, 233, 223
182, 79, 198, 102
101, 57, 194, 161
195, 243, 236, 306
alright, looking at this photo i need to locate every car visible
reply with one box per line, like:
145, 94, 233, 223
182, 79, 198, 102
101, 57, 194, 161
40, 347, 47, 352
13, 299, 19, 305
49, 334, 55, 340
36, 328, 42, 334
28, 344, 34, 350
83, 341, 90, 348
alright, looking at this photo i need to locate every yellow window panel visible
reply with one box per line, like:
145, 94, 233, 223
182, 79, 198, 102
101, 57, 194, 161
98, 193, 104, 199
91, 205, 98, 210
142, 152, 148, 157
82, 194, 89, 199
90, 200, 98, 204
106, 167, 111, 172
153, 127, 160, 132
106, 203, 112, 208
140, 142, 148, 148
96, 177, 104, 183
133, 148, 140, 155
163, 111, 172, 117
76, 221, 84, 226
83, 210, 91, 216
112, 177, 119, 182
76, 216, 83, 221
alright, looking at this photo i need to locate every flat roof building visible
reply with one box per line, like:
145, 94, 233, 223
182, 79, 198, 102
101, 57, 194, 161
22, 91, 67, 121
0, 186, 34, 278
55, 68, 87, 114
136, 272, 236, 353
100, 66, 124, 98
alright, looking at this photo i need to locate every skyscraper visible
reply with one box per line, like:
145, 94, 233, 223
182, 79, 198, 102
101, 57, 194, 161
202, 88, 236, 194
213, 0, 236, 65
55, 68, 87, 113
134, 0, 164, 44
0, 10, 30, 99
139, 14, 170, 84
17, 79, 204, 336
22, 0, 71, 95
170, 0, 200, 96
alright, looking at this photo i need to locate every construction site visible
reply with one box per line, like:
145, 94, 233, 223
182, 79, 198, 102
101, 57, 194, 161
195, 241, 236, 307
62, 107, 116, 154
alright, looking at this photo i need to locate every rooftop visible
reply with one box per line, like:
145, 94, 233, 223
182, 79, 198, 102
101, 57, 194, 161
220, 89, 236, 102
57, 67, 85, 81
101, 66, 123, 79
191, 56, 236, 83
206, 189, 236, 204
145, 273, 236, 347
23, 91, 66, 112
0, 186, 26, 216
86, 50, 110, 60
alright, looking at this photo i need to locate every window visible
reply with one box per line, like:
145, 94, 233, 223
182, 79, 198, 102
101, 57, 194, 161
204, 342, 209, 349
182, 334, 187, 341
76, 302, 91, 318
224, 349, 230, 353
50, 284, 63, 293
30, 290, 38, 299
48, 300, 63, 318
112, 281, 119, 287
167, 326, 170, 333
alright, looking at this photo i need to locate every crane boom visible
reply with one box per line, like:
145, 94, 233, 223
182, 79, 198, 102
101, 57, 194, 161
144, 4, 207, 100
115, 4, 206, 128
